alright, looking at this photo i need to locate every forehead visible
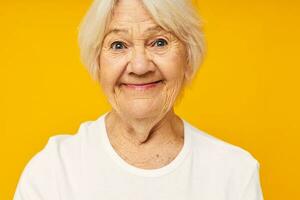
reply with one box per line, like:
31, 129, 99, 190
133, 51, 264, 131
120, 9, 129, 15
104, 0, 171, 39
112, 0, 152, 23
104, 25, 167, 40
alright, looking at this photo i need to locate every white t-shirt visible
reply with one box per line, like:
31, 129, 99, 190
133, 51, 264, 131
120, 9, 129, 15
14, 112, 264, 200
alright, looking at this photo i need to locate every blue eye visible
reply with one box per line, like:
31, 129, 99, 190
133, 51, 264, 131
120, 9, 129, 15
152, 38, 168, 47
111, 41, 127, 50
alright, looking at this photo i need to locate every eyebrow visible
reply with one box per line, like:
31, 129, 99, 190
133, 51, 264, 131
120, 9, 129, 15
104, 25, 167, 38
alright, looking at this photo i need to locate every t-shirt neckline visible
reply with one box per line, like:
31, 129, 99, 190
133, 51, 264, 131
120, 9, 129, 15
96, 112, 192, 177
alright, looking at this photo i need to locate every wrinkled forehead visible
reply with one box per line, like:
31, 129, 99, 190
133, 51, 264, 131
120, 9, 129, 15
105, 0, 166, 35
104, 24, 169, 40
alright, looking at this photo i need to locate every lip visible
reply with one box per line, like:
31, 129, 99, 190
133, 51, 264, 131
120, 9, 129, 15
122, 80, 163, 90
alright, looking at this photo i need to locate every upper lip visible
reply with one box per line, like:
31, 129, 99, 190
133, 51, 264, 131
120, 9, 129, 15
122, 80, 162, 85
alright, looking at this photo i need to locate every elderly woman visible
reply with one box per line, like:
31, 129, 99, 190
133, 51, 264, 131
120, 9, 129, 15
14, 0, 264, 199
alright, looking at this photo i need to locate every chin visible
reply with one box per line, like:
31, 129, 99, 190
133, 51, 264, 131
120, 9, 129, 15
127, 108, 157, 120
114, 95, 170, 120
123, 102, 164, 120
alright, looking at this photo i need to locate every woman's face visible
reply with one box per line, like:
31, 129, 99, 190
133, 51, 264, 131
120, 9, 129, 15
99, 0, 189, 120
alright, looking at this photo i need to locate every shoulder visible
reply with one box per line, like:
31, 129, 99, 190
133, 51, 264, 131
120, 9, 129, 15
26, 120, 93, 165
184, 119, 260, 171
46, 120, 94, 154
14, 119, 97, 199
184, 120, 262, 198
33, 118, 101, 168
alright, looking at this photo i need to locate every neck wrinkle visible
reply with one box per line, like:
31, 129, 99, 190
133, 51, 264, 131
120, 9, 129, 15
105, 108, 182, 147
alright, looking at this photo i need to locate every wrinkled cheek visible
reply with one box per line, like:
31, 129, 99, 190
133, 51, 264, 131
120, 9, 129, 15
160, 80, 184, 113
99, 63, 126, 104
113, 86, 122, 104
98, 76, 119, 110
108, 85, 125, 114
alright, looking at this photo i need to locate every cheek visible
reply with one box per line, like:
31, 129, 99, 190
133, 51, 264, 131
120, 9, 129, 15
153, 49, 186, 81
99, 52, 128, 93
156, 75, 184, 114
151, 49, 186, 106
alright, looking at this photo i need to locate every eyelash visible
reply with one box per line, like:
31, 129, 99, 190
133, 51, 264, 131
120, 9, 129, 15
151, 38, 168, 47
110, 38, 168, 50
110, 41, 127, 50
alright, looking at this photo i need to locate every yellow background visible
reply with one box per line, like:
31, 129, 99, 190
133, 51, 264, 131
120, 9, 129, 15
1, 0, 299, 199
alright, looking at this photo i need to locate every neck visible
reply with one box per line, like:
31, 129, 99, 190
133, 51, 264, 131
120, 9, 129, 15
105, 108, 183, 147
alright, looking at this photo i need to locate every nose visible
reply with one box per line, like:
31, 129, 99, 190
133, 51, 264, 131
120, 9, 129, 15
127, 46, 155, 76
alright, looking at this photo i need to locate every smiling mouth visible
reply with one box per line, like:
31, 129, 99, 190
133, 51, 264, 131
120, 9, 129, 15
122, 80, 163, 90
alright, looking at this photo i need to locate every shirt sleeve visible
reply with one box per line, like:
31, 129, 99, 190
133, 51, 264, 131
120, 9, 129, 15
13, 139, 59, 200
239, 161, 264, 200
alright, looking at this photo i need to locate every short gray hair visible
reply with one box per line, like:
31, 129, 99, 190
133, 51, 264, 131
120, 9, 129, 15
78, 0, 206, 83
